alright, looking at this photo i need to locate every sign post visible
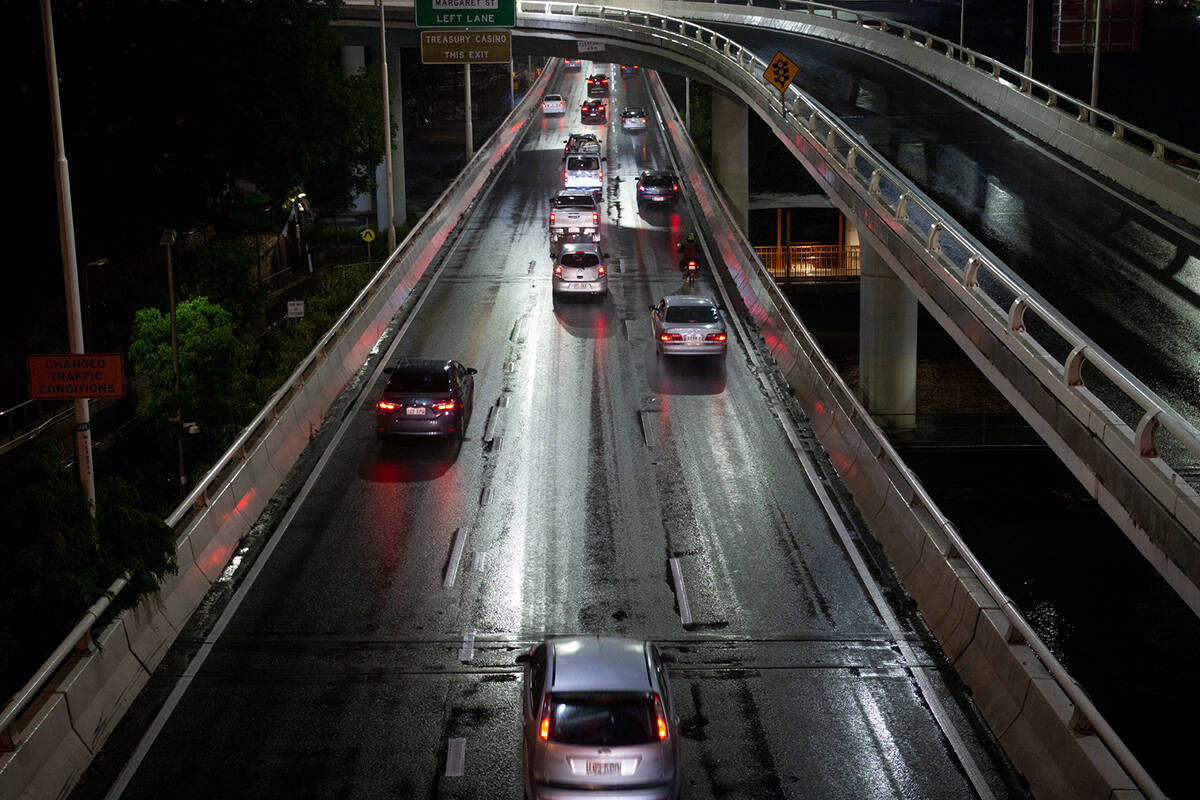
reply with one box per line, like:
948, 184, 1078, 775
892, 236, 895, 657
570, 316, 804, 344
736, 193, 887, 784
763, 51, 799, 114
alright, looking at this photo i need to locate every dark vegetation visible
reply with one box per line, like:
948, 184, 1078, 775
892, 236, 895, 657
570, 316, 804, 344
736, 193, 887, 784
2, 0, 390, 703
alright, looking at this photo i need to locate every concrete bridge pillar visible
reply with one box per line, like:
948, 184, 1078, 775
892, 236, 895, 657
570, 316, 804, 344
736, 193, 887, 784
858, 239, 917, 430
375, 47, 407, 236
340, 46, 372, 215
711, 87, 748, 232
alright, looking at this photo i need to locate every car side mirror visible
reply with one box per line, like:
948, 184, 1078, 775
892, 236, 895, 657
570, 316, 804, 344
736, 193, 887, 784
515, 653, 530, 664
467, 367, 478, 375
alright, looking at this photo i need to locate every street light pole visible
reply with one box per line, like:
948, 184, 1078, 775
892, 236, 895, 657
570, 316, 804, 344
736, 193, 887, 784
1024, 0, 1035, 78
161, 230, 186, 496
41, 0, 96, 515
378, 0, 397, 252
1089, 0, 1102, 120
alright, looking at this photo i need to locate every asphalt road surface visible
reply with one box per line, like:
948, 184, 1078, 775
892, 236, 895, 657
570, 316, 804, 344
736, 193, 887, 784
71, 64, 1029, 800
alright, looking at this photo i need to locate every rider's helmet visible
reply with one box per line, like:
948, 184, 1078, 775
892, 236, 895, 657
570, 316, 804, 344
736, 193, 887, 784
686, 233, 695, 242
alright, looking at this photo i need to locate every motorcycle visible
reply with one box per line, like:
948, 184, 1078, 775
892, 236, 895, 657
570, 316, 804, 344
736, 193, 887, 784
682, 258, 699, 282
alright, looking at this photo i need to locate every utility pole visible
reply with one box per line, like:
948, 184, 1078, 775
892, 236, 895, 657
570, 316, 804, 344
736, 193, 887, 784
41, 0, 96, 515
161, 230, 186, 497
1089, 0, 1103, 120
464, 64, 474, 160
1024, 0, 1035, 78
379, 0, 397, 252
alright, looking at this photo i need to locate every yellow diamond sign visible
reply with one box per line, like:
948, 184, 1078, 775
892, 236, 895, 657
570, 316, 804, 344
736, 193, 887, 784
763, 51, 799, 93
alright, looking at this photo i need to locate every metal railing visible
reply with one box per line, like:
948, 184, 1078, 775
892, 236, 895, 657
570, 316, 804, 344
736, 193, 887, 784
754, 243, 860, 281
519, 5, 1167, 795
762, 0, 1199, 176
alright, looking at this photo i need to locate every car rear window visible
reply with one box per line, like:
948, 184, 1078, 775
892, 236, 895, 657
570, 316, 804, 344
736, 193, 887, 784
560, 252, 600, 269
623, 108, 646, 117
641, 174, 675, 187
549, 693, 657, 746
664, 306, 719, 324
554, 194, 596, 209
385, 371, 452, 393
567, 156, 600, 171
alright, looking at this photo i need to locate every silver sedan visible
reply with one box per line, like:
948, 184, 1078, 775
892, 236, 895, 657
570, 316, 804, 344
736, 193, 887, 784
554, 243, 608, 297
649, 295, 727, 356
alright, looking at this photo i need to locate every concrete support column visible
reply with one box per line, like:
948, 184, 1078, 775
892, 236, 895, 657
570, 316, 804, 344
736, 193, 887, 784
711, 87, 749, 232
858, 239, 917, 430
341, 46, 372, 215
374, 48, 406, 236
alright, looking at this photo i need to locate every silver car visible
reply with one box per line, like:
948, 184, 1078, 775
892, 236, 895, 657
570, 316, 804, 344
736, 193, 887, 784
650, 295, 727, 356
621, 107, 648, 131
554, 243, 608, 297
517, 637, 681, 800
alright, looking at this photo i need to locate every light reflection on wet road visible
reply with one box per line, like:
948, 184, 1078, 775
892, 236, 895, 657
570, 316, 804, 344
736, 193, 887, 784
71, 64, 1029, 800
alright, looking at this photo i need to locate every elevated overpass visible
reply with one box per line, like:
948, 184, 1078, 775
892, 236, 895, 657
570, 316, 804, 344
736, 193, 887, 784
5, 4, 1193, 799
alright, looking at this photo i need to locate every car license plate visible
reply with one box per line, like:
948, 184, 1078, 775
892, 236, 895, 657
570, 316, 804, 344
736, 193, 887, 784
405, 406, 426, 416
568, 226, 581, 233
685, 332, 703, 343
587, 761, 619, 775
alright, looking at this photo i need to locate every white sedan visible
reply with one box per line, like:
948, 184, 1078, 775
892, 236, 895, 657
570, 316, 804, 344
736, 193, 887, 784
541, 94, 566, 115
621, 107, 648, 131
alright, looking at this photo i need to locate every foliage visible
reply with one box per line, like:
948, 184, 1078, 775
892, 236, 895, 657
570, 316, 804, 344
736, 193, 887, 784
128, 296, 249, 438
184, 239, 267, 331
688, 83, 713, 164
0, 440, 175, 705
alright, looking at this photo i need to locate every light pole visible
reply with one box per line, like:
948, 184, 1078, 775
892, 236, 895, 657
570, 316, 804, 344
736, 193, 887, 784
959, 1, 965, 49
378, 0, 397, 252
1024, 0, 1035, 78
1089, 0, 1102, 120
161, 229, 186, 496
41, 0, 95, 515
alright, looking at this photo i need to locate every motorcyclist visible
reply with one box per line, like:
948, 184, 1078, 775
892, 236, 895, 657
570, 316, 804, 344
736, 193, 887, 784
678, 233, 698, 270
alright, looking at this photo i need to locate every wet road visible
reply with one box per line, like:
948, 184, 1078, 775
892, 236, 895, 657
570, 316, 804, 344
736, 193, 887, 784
73, 66, 1027, 799
716, 24, 1200, 433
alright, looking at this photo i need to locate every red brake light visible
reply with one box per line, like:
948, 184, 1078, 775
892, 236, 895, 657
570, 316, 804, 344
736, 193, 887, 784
554, 264, 563, 275
672, 184, 678, 191
564, 170, 568, 180
597, 265, 606, 276
599, 170, 603, 179
377, 400, 398, 411
549, 212, 555, 224
706, 332, 727, 342
433, 400, 456, 411
539, 694, 552, 741
654, 693, 668, 741
592, 213, 599, 224
660, 333, 682, 342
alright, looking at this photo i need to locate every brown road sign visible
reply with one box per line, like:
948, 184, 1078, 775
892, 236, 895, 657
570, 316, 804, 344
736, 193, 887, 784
420, 30, 512, 64
763, 50, 799, 93
28, 353, 126, 399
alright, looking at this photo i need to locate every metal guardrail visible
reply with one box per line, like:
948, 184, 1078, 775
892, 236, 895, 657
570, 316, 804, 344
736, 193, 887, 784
754, 243, 859, 281
521, 4, 1166, 795
0, 63, 554, 757
526, 0, 1200, 495
760, 0, 1200, 176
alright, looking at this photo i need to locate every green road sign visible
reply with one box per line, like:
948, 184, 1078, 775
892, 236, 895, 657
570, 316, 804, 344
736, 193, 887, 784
416, 0, 514, 28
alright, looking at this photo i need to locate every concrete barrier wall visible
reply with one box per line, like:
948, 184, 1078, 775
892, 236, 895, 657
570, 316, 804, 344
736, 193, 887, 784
0, 64, 555, 800
646, 68, 1143, 799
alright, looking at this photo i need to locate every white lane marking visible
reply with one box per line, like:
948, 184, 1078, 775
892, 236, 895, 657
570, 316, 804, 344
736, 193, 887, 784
668, 557, 693, 627
443, 527, 469, 589
483, 405, 501, 442
445, 737, 466, 777
625, 319, 639, 341
102, 238, 458, 800
458, 631, 476, 663
639, 410, 657, 448
651, 74, 997, 800
480, 486, 492, 507
472, 550, 487, 572
490, 435, 503, 453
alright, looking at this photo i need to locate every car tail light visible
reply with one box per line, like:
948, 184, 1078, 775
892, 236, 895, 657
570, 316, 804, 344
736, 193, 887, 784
597, 265, 606, 276
539, 694, 552, 741
660, 333, 682, 342
549, 212, 556, 225
563, 170, 568, 180
672, 184, 678, 191
377, 400, 398, 411
706, 332, 727, 342
654, 693, 669, 741
554, 264, 563, 275
592, 213, 599, 224
433, 400, 456, 411
599, 170, 603, 179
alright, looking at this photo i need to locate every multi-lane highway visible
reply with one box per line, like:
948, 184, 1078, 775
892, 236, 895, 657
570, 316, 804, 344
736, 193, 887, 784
72, 64, 1028, 800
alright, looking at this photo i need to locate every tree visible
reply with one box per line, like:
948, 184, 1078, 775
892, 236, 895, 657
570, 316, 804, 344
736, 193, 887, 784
128, 297, 247, 434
